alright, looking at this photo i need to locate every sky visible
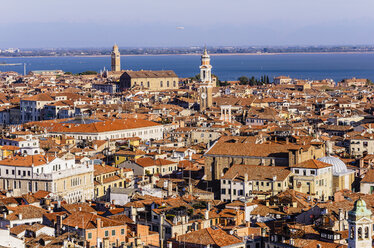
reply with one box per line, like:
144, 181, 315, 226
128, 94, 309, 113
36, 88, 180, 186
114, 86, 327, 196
1, 0, 374, 48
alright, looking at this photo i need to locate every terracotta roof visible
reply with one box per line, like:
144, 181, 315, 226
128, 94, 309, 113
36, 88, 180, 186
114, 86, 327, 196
62, 211, 124, 229
31, 118, 161, 134
135, 157, 175, 168
6, 205, 47, 220
0, 155, 54, 167
290, 159, 332, 169
94, 164, 119, 176
206, 137, 305, 157
122, 70, 177, 79
361, 169, 374, 183
175, 227, 243, 247
22, 93, 54, 102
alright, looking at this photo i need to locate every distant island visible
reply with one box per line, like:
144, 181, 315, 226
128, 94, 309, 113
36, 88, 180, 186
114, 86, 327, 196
2, 45, 374, 57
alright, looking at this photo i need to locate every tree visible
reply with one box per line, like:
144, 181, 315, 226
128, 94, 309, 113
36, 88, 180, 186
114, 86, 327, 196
77, 70, 97, 75
238, 76, 249, 85
249, 76, 256, 86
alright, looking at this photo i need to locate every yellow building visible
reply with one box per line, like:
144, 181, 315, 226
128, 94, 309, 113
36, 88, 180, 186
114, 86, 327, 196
0, 145, 20, 159
290, 159, 333, 200
114, 149, 145, 166
94, 163, 133, 200
53, 165, 95, 203
317, 156, 355, 193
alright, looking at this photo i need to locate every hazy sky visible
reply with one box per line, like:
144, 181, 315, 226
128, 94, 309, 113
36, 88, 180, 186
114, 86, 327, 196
1, 0, 374, 48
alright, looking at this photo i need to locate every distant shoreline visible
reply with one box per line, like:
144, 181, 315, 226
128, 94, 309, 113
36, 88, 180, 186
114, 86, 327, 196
2, 51, 374, 59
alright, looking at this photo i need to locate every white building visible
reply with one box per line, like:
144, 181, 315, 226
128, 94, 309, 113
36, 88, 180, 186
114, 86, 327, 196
20, 93, 54, 123
348, 199, 372, 248
0, 134, 41, 155
0, 154, 94, 203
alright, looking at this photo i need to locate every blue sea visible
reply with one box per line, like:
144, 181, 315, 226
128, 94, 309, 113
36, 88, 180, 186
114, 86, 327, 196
1, 53, 374, 82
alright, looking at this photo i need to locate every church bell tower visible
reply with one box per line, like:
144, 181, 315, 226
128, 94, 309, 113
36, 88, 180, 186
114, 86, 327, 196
199, 47, 213, 111
348, 198, 373, 248
111, 44, 121, 72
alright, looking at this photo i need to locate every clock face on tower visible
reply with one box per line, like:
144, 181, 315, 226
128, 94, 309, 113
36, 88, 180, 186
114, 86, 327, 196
201, 93, 207, 99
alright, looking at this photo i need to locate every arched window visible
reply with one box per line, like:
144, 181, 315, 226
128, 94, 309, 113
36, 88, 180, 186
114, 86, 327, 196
350, 226, 355, 239
358, 227, 362, 239
365, 226, 369, 239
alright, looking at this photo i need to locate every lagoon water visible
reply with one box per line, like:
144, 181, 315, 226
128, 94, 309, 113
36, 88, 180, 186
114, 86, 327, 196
1, 53, 374, 82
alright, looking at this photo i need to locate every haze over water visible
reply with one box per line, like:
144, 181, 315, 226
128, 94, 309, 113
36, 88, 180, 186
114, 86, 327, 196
1, 53, 374, 82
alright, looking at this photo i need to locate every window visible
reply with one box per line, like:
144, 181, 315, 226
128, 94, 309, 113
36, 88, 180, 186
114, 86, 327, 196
358, 227, 362, 239
173, 81, 176, 87
87, 233, 92, 239
221, 189, 226, 194
112, 230, 115, 236
160, 81, 163, 87
311, 170, 315, 175
167, 81, 170, 87
365, 226, 369, 238
105, 230, 109, 237
121, 229, 125, 235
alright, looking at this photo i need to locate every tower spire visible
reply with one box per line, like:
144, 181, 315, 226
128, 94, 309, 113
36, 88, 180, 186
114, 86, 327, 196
111, 43, 121, 72
199, 47, 213, 111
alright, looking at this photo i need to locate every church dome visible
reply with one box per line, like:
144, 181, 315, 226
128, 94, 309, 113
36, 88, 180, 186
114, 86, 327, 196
349, 198, 372, 219
317, 156, 347, 175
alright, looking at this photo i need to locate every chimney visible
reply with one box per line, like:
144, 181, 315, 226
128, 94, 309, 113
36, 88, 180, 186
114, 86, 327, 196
97, 218, 102, 229
56, 215, 63, 235
167, 241, 173, 248
289, 238, 294, 246
130, 206, 137, 223
167, 181, 173, 197
204, 210, 209, 220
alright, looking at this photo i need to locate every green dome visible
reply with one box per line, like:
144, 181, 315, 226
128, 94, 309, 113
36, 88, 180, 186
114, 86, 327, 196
349, 198, 372, 220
